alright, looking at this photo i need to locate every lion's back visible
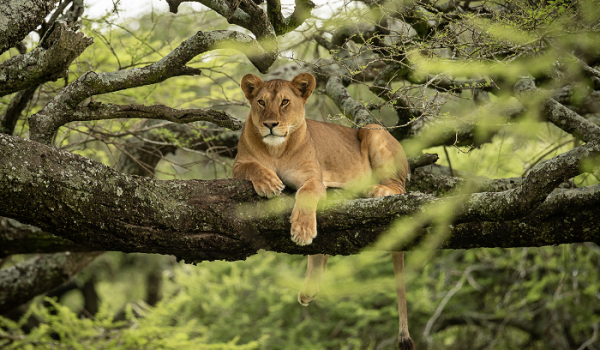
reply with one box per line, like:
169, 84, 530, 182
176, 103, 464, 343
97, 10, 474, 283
305, 119, 371, 188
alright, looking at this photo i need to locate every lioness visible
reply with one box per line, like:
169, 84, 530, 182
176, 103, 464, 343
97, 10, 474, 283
233, 73, 414, 350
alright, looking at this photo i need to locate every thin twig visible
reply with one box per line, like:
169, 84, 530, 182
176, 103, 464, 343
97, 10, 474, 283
576, 323, 599, 350
443, 146, 454, 177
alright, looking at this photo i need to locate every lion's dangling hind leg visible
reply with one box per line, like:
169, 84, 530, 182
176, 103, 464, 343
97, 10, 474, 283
392, 251, 415, 350
359, 124, 414, 350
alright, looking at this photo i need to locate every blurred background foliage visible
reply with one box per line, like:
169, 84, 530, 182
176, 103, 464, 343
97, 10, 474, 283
1, 0, 599, 349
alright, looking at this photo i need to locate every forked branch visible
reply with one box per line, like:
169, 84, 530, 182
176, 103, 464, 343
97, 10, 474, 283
29, 30, 271, 145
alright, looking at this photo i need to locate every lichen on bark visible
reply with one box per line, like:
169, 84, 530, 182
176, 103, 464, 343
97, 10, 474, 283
0, 0, 57, 55
1, 133, 599, 264
0, 22, 93, 97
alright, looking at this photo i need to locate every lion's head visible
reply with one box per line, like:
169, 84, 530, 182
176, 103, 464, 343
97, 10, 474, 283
240, 73, 316, 147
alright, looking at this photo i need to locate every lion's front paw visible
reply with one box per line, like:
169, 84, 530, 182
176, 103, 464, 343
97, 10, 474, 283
252, 175, 285, 198
290, 208, 317, 245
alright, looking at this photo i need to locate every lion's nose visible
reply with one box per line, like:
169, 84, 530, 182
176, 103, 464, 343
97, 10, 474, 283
263, 121, 279, 130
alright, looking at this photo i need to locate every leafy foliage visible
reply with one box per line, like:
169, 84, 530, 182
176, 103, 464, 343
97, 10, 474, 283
2, 244, 599, 349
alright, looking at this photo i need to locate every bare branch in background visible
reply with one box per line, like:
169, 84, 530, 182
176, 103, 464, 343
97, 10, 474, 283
0, 22, 93, 97
266, 0, 315, 35
326, 76, 378, 126
29, 29, 270, 145
165, 0, 279, 65
73, 102, 242, 131
514, 78, 600, 143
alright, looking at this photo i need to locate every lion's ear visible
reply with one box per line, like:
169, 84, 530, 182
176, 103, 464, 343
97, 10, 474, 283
291, 73, 316, 102
241, 74, 264, 100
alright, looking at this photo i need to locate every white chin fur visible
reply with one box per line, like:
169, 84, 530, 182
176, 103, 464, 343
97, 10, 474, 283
262, 135, 286, 146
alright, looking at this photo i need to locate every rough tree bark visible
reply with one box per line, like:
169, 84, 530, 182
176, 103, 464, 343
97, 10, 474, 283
0, 0, 58, 55
0, 22, 93, 97
1, 133, 598, 265
0, 252, 101, 313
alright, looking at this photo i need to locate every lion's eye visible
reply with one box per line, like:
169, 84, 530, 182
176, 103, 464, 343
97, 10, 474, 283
258, 100, 265, 106
281, 99, 289, 106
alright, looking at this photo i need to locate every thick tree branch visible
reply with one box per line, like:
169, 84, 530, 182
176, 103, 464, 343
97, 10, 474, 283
74, 102, 243, 131
450, 185, 600, 249
2, 183, 597, 256
0, 166, 571, 258
1, 134, 599, 264
0, 252, 101, 314
0, 22, 93, 97
0, 0, 57, 55
29, 30, 271, 145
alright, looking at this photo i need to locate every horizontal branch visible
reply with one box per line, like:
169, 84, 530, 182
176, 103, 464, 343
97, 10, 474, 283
29, 29, 272, 145
1, 166, 574, 256
1, 134, 599, 264
74, 102, 243, 131
0, 22, 93, 97
449, 185, 600, 249
2, 184, 597, 256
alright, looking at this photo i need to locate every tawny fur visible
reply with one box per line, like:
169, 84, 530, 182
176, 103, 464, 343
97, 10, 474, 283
233, 73, 414, 349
